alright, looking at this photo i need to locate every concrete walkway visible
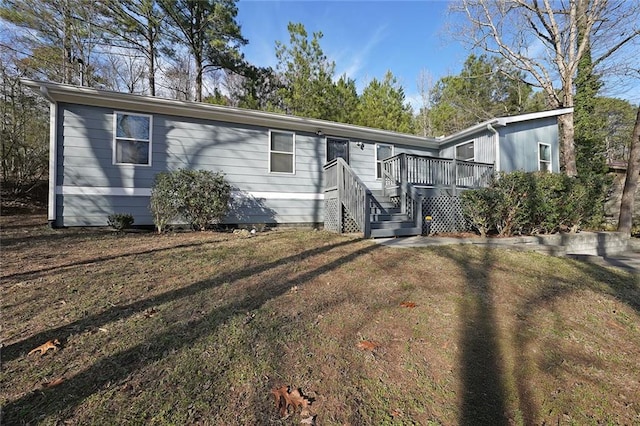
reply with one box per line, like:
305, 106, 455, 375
375, 234, 640, 275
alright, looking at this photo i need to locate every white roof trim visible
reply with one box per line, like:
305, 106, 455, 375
21, 79, 440, 149
439, 107, 573, 144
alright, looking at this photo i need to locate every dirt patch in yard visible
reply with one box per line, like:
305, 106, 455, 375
1, 214, 639, 425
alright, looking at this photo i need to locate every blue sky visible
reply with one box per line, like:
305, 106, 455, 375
236, 0, 469, 109
236, 0, 640, 109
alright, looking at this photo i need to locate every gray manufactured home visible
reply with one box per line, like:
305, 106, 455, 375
23, 80, 571, 237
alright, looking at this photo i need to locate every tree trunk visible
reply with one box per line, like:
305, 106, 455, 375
557, 112, 578, 177
148, 25, 156, 96
617, 106, 640, 235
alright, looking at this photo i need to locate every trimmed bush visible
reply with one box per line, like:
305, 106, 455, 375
107, 213, 134, 231
149, 172, 181, 233
149, 169, 231, 233
461, 171, 610, 237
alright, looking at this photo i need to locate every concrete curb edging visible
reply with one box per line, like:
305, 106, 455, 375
377, 232, 630, 257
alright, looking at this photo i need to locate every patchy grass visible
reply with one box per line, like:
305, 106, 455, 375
1, 214, 639, 425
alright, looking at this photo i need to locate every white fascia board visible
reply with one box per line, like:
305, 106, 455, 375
21, 80, 439, 149
498, 107, 574, 125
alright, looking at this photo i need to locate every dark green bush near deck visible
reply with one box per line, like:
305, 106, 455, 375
150, 169, 231, 232
461, 171, 609, 237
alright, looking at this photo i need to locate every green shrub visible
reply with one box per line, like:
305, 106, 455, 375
149, 172, 181, 233
149, 169, 231, 233
107, 213, 134, 231
460, 187, 500, 237
461, 171, 610, 237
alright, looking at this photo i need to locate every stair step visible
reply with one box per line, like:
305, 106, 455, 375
370, 213, 410, 222
370, 207, 402, 216
371, 220, 417, 230
370, 227, 422, 238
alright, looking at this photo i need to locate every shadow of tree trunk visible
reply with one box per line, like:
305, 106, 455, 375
442, 246, 509, 425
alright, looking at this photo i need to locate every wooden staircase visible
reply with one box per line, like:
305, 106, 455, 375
369, 190, 422, 238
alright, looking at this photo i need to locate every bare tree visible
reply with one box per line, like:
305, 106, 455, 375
102, 50, 147, 94
617, 106, 640, 235
416, 68, 434, 137
452, 0, 640, 176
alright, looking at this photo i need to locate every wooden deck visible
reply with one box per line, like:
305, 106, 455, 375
324, 154, 494, 238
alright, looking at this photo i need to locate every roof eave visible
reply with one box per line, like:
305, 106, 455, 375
21, 79, 439, 149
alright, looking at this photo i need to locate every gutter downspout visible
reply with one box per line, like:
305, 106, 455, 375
487, 123, 499, 172
40, 86, 58, 227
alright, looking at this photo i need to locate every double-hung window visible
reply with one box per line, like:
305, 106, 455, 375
113, 112, 152, 165
269, 130, 295, 173
539, 143, 551, 172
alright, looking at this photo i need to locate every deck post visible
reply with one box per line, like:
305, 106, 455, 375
452, 158, 458, 195
363, 191, 371, 238
337, 160, 343, 233
401, 153, 408, 213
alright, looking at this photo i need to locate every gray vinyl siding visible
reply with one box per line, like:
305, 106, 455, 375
439, 130, 496, 164
499, 117, 559, 173
58, 194, 323, 227
55, 103, 434, 226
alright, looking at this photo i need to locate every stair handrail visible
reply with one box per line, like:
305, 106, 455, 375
329, 157, 371, 238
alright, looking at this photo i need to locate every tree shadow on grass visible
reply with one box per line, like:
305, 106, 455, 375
436, 246, 509, 426
3, 239, 380, 424
2, 237, 363, 363
1, 239, 224, 284
511, 257, 639, 424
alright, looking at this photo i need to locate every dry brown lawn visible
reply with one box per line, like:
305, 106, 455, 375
1, 214, 639, 425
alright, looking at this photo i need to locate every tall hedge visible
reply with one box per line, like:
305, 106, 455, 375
461, 171, 609, 237
149, 169, 231, 233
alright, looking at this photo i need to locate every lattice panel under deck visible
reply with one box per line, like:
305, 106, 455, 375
324, 199, 340, 232
422, 195, 468, 234
342, 206, 361, 233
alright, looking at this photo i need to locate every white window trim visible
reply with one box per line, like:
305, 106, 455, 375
112, 111, 153, 166
268, 129, 296, 174
375, 143, 394, 180
538, 142, 551, 171
326, 137, 350, 164
454, 140, 475, 162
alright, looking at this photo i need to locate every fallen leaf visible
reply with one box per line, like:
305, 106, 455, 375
271, 385, 313, 417
28, 339, 61, 356
271, 385, 290, 416
400, 301, 417, 308
42, 377, 65, 388
356, 340, 379, 351
287, 388, 310, 411
300, 414, 316, 425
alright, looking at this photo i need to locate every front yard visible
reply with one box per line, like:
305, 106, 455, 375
1, 214, 639, 425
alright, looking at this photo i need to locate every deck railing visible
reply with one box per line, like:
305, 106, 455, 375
382, 153, 494, 191
324, 158, 371, 237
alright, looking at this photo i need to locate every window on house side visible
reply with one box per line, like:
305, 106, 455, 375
539, 143, 551, 172
327, 138, 349, 164
376, 143, 394, 179
113, 112, 152, 165
455, 141, 474, 162
269, 131, 295, 173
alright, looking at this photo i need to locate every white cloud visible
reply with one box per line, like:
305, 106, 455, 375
334, 24, 388, 80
